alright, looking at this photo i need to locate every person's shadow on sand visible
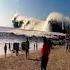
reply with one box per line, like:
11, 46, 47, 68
28, 58, 40, 61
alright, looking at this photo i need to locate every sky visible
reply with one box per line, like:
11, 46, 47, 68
0, 0, 70, 27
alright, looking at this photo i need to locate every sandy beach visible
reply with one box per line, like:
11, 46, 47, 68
0, 46, 70, 70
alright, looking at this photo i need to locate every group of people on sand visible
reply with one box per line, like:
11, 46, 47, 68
4, 37, 52, 70
4, 38, 30, 58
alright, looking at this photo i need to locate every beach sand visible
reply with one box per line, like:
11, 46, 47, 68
0, 46, 70, 70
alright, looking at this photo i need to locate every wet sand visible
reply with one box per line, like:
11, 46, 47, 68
0, 47, 70, 70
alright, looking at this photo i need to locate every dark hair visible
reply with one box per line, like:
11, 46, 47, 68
42, 37, 47, 44
26, 38, 28, 41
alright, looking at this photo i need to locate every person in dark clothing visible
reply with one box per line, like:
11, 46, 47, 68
41, 37, 51, 70
66, 39, 69, 51
34, 43, 35, 50
4, 43, 7, 57
25, 38, 30, 59
35, 40, 38, 50
65, 34, 70, 51
13, 43, 19, 56
9, 43, 11, 51
21, 42, 26, 51
16, 43, 19, 56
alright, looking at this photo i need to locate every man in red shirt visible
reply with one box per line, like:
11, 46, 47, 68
41, 37, 52, 70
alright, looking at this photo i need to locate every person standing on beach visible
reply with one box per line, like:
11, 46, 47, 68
9, 42, 11, 51
65, 34, 70, 51
34, 40, 38, 50
36, 40, 38, 50
15, 43, 19, 56
4, 43, 7, 57
40, 37, 51, 70
34, 43, 35, 50
13, 43, 19, 56
25, 38, 30, 59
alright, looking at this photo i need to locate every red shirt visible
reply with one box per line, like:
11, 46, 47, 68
41, 43, 50, 57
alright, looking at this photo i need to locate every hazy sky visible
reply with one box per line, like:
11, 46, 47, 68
0, 0, 70, 27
